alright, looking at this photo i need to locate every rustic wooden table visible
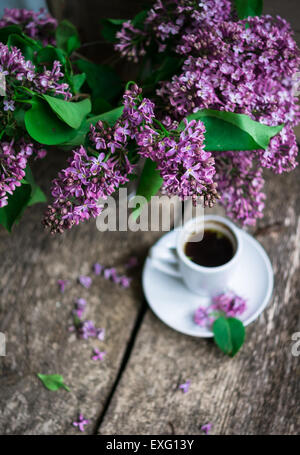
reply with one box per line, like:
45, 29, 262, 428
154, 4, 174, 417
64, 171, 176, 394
0, 0, 300, 436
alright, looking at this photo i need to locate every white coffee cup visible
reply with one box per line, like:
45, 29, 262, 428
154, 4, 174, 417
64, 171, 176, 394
149, 215, 242, 296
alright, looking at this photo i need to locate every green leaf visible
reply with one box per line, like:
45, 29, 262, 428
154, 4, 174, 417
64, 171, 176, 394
71, 73, 86, 94
182, 109, 283, 151
96, 106, 124, 126
36, 46, 67, 66
0, 183, 31, 232
132, 158, 163, 220
0, 166, 47, 231
42, 94, 91, 129
91, 97, 112, 115
213, 317, 245, 357
0, 25, 22, 44
132, 10, 148, 29
24, 167, 47, 206
101, 18, 126, 43
25, 97, 78, 145
234, 0, 263, 19
143, 56, 183, 88
7, 33, 40, 61
37, 374, 70, 392
55, 20, 80, 55
61, 106, 124, 147
75, 59, 122, 102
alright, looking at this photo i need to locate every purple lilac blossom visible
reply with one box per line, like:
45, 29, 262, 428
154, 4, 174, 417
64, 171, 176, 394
179, 380, 191, 393
57, 279, 69, 293
44, 83, 221, 233
42, 145, 132, 233
0, 43, 71, 102
74, 298, 87, 319
0, 139, 33, 208
0, 8, 57, 46
115, 6, 300, 225
194, 292, 247, 328
91, 348, 106, 361
79, 320, 105, 340
214, 151, 266, 226
72, 414, 90, 432
194, 307, 214, 328
115, 0, 231, 61
78, 275, 92, 289
211, 292, 247, 317
201, 423, 213, 435
136, 118, 218, 206
43, 84, 153, 233
0, 43, 70, 207
93, 263, 103, 275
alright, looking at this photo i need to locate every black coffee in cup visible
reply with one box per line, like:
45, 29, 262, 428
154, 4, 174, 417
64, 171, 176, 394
184, 227, 235, 267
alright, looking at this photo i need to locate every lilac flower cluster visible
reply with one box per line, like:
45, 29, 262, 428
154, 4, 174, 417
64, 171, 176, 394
159, 16, 300, 129
194, 291, 247, 328
136, 118, 218, 206
45, 84, 218, 232
42, 144, 132, 233
115, 0, 231, 61
0, 43, 71, 104
0, 138, 31, 207
43, 85, 158, 233
158, 15, 300, 223
115, 3, 300, 225
0, 8, 57, 46
0, 138, 46, 208
214, 151, 266, 226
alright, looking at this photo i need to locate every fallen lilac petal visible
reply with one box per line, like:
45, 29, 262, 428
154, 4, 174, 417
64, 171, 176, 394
111, 274, 121, 284
78, 275, 92, 288
74, 309, 84, 319
93, 263, 103, 275
79, 320, 97, 339
96, 328, 105, 341
92, 348, 106, 361
119, 276, 131, 288
57, 279, 69, 293
104, 268, 113, 280
194, 307, 210, 327
75, 298, 87, 308
201, 423, 213, 435
73, 414, 90, 432
179, 380, 191, 393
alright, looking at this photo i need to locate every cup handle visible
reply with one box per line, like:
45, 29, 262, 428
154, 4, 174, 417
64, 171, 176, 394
149, 244, 181, 278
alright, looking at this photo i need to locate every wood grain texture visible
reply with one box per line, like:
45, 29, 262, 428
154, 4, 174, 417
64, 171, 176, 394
99, 168, 300, 435
0, 152, 160, 435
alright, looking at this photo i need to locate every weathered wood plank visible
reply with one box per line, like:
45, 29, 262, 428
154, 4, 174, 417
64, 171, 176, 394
99, 166, 300, 435
0, 152, 160, 435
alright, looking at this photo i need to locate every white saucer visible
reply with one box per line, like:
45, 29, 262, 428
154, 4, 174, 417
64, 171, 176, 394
142, 228, 274, 337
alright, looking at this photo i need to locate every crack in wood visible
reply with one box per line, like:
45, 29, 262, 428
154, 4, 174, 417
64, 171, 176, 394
93, 300, 148, 434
